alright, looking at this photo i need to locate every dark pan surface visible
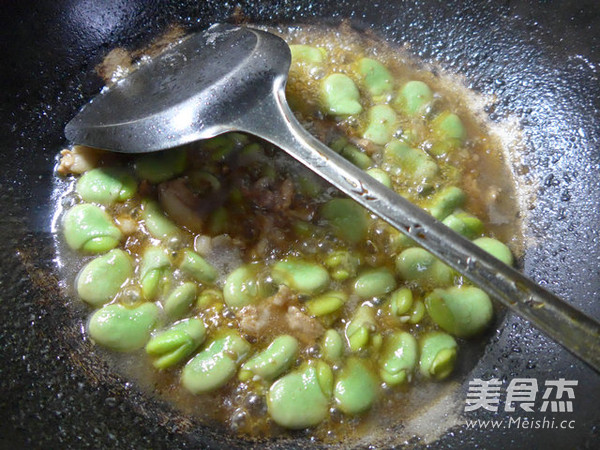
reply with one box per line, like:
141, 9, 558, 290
1, 1, 599, 448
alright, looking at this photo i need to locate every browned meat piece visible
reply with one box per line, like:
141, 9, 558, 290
56, 145, 102, 175
236, 286, 324, 344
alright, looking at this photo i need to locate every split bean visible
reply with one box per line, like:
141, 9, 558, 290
379, 331, 418, 385
324, 250, 360, 281
181, 330, 251, 394
239, 335, 299, 381
418, 332, 458, 380
179, 249, 218, 284
384, 287, 414, 318
345, 304, 377, 352
146, 318, 206, 369
63, 204, 122, 253
140, 246, 171, 300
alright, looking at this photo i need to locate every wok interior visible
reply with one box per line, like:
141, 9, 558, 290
1, 1, 599, 448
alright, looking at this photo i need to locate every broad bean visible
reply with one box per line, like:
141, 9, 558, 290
425, 286, 493, 338
77, 249, 132, 306
321, 73, 362, 116
181, 330, 251, 394
320, 198, 369, 244
267, 361, 332, 429
63, 204, 122, 253
271, 258, 330, 295
88, 303, 159, 352
333, 357, 378, 414
239, 335, 299, 381
353, 267, 397, 299
379, 331, 418, 385
418, 332, 458, 380
146, 318, 206, 369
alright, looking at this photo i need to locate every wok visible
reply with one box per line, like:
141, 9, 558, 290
0, 0, 599, 448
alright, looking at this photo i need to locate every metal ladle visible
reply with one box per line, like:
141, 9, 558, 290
65, 23, 600, 372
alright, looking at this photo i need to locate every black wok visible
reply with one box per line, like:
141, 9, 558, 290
1, 1, 599, 448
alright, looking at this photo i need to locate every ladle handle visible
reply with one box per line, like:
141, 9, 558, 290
240, 86, 600, 373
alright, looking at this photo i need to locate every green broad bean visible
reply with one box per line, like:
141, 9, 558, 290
395, 80, 433, 116
419, 332, 458, 380
379, 331, 418, 386
333, 357, 378, 415
324, 250, 361, 281
223, 264, 270, 308
290, 44, 326, 65
267, 361, 333, 429
145, 318, 206, 369
442, 211, 484, 239
321, 73, 363, 116
88, 302, 159, 352
473, 237, 514, 266
164, 282, 197, 319
405, 299, 426, 324
320, 198, 369, 244
321, 329, 344, 363
385, 287, 414, 318
140, 246, 171, 300
179, 249, 218, 284
425, 286, 493, 338
76, 168, 137, 205
77, 249, 132, 306
140, 199, 180, 240
340, 144, 373, 169
63, 204, 122, 253
353, 267, 397, 299
425, 186, 466, 221
197, 287, 224, 309
305, 291, 348, 317
181, 330, 251, 394
345, 304, 377, 352
365, 168, 392, 188
239, 335, 299, 381
363, 105, 398, 145
271, 258, 330, 295
135, 149, 186, 183
357, 58, 393, 97
432, 111, 467, 143
383, 140, 439, 183
204, 135, 236, 162
395, 247, 453, 287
